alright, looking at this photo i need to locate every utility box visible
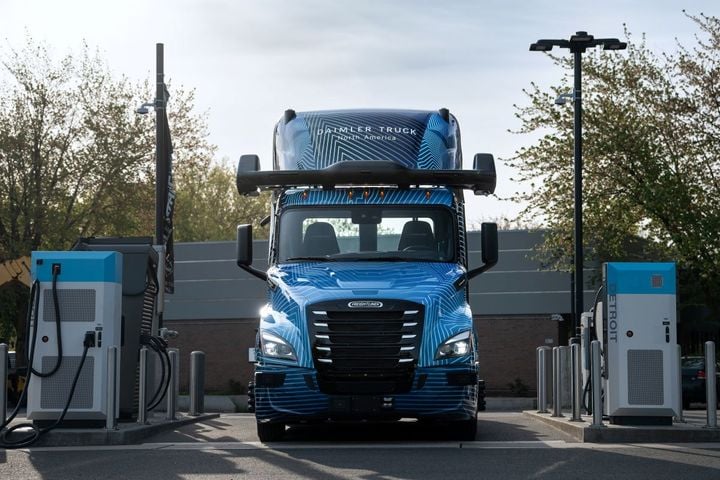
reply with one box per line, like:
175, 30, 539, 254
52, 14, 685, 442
602, 262, 678, 425
27, 251, 122, 427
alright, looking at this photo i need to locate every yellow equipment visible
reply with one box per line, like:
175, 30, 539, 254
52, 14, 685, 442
2, 256, 30, 405
0, 256, 30, 288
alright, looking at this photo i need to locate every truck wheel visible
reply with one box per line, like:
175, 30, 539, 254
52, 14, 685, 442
257, 421, 286, 442
448, 415, 477, 441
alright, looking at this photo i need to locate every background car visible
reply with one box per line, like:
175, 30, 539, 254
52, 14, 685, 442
682, 356, 720, 409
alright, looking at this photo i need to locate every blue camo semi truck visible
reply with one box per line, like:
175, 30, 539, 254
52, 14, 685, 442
235, 108, 498, 441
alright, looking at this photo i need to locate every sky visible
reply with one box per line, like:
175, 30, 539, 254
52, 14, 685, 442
1, 0, 716, 225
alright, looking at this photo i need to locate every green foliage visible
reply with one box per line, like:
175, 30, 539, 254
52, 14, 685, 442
0, 283, 27, 345
0, 36, 270, 250
0, 39, 150, 255
0, 37, 269, 337
174, 158, 271, 241
509, 13, 720, 316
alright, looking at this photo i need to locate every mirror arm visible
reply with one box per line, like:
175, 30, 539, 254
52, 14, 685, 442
467, 259, 498, 280
239, 264, 268, 282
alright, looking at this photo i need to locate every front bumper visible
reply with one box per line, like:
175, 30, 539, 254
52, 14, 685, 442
254, 366, 478, 424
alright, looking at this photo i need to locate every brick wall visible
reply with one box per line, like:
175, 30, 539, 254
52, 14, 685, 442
165, 315, 560, 396
474, 315, 559, 395
165, 318, 257, 393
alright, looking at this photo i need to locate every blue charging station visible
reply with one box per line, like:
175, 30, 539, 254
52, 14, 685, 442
602, 262, 679, 425
26, 251, 122, 427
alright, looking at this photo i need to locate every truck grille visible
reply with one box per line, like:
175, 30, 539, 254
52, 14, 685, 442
307, 299, 424, 395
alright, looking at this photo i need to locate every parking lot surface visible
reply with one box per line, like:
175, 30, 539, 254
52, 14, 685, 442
2, 413, 720, 479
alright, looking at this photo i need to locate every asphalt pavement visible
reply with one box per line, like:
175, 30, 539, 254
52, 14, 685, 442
2, 413, 720, 479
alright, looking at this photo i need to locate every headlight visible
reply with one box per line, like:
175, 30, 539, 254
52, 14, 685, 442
260, 331, 297, 361
435, 330, 472, 359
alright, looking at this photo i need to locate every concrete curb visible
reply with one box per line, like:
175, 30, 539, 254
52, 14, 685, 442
524, 410, 720, 443
12, 413, 220, 447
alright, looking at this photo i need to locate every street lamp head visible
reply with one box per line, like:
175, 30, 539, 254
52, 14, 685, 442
135, 102, 155, 115
530, 39, 570, 52
570, 31, 594, 43
529, 42, 553, 52
601, 39, 627, 50
554, 93, 573, 106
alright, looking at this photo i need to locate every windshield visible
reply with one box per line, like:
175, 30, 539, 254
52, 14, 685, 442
277, 206, 456, 263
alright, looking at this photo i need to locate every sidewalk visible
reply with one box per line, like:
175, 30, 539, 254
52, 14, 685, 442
2, 412, 218, 447
525, 409, 720, 443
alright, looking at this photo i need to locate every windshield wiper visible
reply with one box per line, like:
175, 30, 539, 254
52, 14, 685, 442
284, 256, 337, 262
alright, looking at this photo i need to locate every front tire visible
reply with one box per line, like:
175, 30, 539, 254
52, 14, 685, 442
257, 421, 286, 442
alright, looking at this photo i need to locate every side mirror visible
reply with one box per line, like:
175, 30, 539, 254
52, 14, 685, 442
237, 155, 261, 196
473, 153, 495, 173
236, 224, 267, 281
236, 224, 253, 267
238, 154, 260, 173
481, 222, 498, 266
467, 222, 499, 280
472, 153, 496, 196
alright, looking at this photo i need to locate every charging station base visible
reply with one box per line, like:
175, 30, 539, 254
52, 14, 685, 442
609, 415, 673, 426
33, 419, 106, 429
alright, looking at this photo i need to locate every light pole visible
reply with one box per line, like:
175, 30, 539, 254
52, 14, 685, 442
530, 32, 626, 337
136, 43, 174, 331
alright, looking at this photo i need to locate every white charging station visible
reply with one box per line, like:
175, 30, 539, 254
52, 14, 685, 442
601, 262, 678, 425
27, 251, 122, 426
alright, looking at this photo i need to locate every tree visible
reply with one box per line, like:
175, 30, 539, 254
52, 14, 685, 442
508, 13, 720, 316
0, 37, 268, 341
174, 157, 271, 242
0, 37, 257, 256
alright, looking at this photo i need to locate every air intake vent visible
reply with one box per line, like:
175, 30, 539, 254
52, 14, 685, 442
627, 349, 664, 405
43, 289, 96, 323
308, 299, 424, 395
40, 356, 94, 409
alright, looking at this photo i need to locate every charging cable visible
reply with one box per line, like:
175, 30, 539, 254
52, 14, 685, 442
1, 274, 93, 449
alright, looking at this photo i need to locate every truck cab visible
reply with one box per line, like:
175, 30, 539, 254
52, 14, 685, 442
236, 109, 498, 441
